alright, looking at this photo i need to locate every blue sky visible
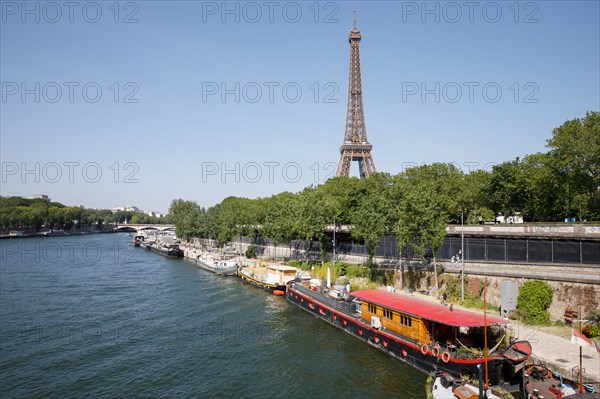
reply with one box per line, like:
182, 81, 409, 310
1, 0, 599, 213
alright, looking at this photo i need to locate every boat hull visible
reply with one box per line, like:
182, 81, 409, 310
146, 245, 184, 257
43, 230, 66, 236
239, 269, 286, 292
196, 260, 238, 276
286, 283, 507, 386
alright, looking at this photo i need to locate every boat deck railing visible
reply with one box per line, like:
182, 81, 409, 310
292, 283, 359, 316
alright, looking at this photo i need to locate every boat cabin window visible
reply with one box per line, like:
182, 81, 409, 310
400, 314, 412, 327
383, 309, 393, 319
368, 304, 377, 313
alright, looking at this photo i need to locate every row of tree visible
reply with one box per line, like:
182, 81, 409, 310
169, 112, 599, 266
0, 197, 170, 232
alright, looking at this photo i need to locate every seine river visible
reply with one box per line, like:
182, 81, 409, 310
0, 233, 426, 398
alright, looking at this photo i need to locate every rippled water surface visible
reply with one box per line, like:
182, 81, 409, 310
0, 234, 426, 398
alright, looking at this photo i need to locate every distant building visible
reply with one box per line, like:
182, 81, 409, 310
112, 206, 139, 213
30, 194, 50, 201
496, 214, 524, 224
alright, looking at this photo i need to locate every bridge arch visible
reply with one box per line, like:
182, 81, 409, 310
114, 224, 175, 233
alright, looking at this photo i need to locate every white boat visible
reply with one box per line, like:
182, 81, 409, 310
43, 230, 66, 236
196, 252, 238, 276
238, 263, 298, 291
431, 373, 501, 399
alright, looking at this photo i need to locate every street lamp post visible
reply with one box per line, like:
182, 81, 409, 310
333, 216, 336, 267
461, 210, 465, 302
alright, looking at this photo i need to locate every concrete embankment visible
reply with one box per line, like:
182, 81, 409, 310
184, 238, 599, 318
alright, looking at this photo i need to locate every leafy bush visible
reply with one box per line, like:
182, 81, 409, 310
509, 310, 521, 320
588, 308, 600, 323
582, 324, 600, 338
516, 280, 553, 325
425, 376, 433, 399
582, 309, 600, 338
371, 269, 395, 285
245, 245, 257, 259
343, 264, 370, 279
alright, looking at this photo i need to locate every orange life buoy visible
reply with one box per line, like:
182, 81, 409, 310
374, 336, 380, 344
442, 351, 451, 363
343, 319, 347, 326
432, 344, 440, 357
402, 348, 408, 357
421, 343, 429, 355
359, 329, 363, 336
383, 340, 388, 348
333, 314, 337, 321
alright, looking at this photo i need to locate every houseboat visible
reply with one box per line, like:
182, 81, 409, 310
133, 235, 145, 247
524, 363, 598, 398
286, 281, 531, 393
144, 237, 184, 257
238, 264, 298, 291
196, 252, 238, 276
43, 229, 66, 236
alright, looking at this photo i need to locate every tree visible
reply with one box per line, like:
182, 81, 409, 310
317, 176, 364, 225
461, 170, 492, 224
519, 152, 563, 221
169, 199, 202, 241
350, 173, 393, 268
296, 186, 334, 261
485, 158, 527, 219
547, 111, 600, 220
396, 165, 450, 294
262, 192, 301, 256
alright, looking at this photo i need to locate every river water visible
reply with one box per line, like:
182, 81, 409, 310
0, 233, 426, 398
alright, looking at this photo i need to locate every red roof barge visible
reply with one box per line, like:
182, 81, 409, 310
286, 281, 531, 394
351, 290, 508, 327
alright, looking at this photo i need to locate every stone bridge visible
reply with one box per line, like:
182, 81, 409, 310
113, 224, 175, 232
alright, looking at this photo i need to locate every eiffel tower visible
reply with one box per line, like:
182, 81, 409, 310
336, 15, 376, 178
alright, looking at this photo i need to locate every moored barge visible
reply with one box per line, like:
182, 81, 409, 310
238, 264, 298, 291
524, 363, 599, 398
196, 252, 238, 276
286, 281, 531, 393
141, 237, 184, 257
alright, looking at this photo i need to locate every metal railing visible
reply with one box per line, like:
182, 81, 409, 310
242, 235, 599, 266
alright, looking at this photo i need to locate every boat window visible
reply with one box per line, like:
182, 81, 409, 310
400, 314, 412, 328
368, 303, 377, 313
383, 309, 393, 319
